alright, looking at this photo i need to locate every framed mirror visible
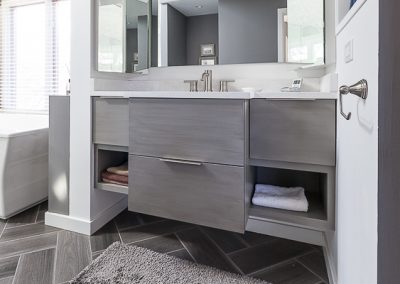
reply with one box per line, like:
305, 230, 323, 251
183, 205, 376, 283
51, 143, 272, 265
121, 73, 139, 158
95, 0, 325, 73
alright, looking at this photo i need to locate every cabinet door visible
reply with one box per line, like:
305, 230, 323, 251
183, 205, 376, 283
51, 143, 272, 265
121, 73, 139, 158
129, 155, 245, 233
130, 99, 246, 166
250, 99, 336, 166
93, 98, 129, 146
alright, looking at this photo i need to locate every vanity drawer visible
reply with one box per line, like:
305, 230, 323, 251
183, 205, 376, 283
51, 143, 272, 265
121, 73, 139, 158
129, 99, 246, 166
128, 155, 246, 233
93, 98, 129, 146
250, 99, 336, 166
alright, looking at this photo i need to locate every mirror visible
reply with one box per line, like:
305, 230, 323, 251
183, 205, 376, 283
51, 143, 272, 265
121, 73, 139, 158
96, 0, 154, 73
96, 0, 325, 73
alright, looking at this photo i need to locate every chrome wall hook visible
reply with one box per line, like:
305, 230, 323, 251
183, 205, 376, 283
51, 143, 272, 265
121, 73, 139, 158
339, 79, 368, 120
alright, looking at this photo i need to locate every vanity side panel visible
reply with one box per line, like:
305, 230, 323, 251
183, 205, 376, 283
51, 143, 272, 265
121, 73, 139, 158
49, 96, 70, 215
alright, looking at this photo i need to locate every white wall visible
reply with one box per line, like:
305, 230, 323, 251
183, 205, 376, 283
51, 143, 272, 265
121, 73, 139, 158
70, 0, 92, 221
69, 0, 126, 234
332, 1, 379, 283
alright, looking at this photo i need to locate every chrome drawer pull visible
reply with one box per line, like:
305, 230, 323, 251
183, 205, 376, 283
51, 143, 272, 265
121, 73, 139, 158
159, 158, 203, 166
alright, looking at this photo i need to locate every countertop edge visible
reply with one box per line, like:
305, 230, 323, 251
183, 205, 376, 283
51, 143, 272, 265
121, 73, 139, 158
92, 91, 338, 100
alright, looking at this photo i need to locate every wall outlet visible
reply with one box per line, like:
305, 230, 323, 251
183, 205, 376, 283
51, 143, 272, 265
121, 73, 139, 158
344, 40, 354, 63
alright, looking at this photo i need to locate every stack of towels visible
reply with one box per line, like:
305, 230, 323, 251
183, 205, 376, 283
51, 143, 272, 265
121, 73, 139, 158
252, 184, 309, 212
101, 162, 128, 186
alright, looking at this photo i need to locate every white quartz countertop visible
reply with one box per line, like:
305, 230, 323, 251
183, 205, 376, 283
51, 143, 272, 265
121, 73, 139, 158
93, 91, 337, 100
254, 92, 338, 100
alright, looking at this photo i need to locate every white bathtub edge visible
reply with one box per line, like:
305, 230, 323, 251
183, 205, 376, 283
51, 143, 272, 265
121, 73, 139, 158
45, 196, 127, 235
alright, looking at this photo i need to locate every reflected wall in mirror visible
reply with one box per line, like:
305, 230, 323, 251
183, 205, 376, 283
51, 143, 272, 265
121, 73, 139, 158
160, 0, 325, 67
96, 0, 156, 73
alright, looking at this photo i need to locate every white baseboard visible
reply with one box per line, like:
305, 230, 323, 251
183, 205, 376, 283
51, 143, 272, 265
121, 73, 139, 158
45, 197, 127, 235
323, 234, 338, 284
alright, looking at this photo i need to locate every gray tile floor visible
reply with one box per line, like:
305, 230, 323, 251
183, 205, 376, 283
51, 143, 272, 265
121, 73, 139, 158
0, 201, 329, 284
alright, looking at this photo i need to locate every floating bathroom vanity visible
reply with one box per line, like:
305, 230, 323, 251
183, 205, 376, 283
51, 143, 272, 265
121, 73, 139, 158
92, 92, 337, 245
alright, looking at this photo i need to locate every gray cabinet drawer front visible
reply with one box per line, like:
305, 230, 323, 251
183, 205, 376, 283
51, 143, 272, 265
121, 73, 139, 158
93, 98, 129, 146
128, 155, 245, 233
250, 99, 336, 166
130, 99, 245, 166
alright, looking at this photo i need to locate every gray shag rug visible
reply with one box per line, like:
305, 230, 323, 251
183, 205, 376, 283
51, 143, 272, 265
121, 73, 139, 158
70, 242, 270, 284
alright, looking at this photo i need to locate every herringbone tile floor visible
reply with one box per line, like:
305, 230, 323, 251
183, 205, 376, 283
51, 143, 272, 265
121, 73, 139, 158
0, 202, 329, 284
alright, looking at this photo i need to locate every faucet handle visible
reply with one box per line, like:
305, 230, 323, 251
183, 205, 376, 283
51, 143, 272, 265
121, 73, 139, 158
184, 80, 198, 92
219, 80, 235, 92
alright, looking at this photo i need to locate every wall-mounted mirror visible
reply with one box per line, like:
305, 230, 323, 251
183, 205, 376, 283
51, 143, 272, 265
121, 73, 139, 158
95, 0, 325, 73
96, 0, 155, 73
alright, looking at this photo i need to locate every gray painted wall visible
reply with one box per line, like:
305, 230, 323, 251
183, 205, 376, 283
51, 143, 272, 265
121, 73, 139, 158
151, 16, 158, 67
126, 29, 138, 73
378, 1, 400, 283
138, 15, 149, 70
167, 5, 187, 66
219, 0, 287, 64
186, 14, 219, 65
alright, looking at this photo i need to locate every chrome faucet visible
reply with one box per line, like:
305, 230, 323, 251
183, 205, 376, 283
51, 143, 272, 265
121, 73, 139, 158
201, 70, 213, 92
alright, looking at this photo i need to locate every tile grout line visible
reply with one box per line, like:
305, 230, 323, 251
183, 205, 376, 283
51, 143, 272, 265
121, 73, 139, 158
197, 226, 245, 276
52, 231, 60, 284
201, 228, 249, 252
166, 247, 188, 255
0, 220, 8, 239
174, 232, 197, 263
117, 219, 167, 234
296, 257, 328, 283
11, 255, 21, 284
226, 238, 280, 257
0, 230, 59, 247
0, 245, 57, 263
246, 249, 317, 277
34, 205, 41, 223
113, 219, 123, 245
0, 225, 61, 244
121, 225, 195, 247
2, 221, 47, 233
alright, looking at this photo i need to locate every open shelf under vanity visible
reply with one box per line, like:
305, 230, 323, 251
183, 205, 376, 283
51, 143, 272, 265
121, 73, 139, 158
94, 144, 129, 195
248, 163, 335, 232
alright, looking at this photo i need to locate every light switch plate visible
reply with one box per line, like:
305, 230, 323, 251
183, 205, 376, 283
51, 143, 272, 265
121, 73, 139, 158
344, 40, 354, 63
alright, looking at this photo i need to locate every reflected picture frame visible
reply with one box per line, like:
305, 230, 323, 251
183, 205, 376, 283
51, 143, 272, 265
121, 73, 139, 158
199, 56, 217, 66
200, 44, 216, 57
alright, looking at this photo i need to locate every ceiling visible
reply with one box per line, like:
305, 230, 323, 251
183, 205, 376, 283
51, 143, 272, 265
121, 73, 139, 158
166, 0, 218, 17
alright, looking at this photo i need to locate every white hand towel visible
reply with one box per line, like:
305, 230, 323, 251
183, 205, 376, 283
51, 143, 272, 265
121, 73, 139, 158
252, 184, 309, 212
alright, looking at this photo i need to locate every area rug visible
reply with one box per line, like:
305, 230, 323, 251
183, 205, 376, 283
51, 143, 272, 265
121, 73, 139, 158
70, 242, 270, 284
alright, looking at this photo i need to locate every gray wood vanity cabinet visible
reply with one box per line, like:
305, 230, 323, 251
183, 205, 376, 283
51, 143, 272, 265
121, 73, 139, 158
93, 98, 129, 147
128, 99, 250, 233
250, 99, 336, 166
92, 96, 337, 243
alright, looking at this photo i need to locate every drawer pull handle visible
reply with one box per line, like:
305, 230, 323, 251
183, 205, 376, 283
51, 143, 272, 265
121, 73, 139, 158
265, 98, 317, 101
159, 158, 203, 166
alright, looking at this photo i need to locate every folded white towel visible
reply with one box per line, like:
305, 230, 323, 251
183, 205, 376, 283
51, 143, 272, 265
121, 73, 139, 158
252, 184, 309, 212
